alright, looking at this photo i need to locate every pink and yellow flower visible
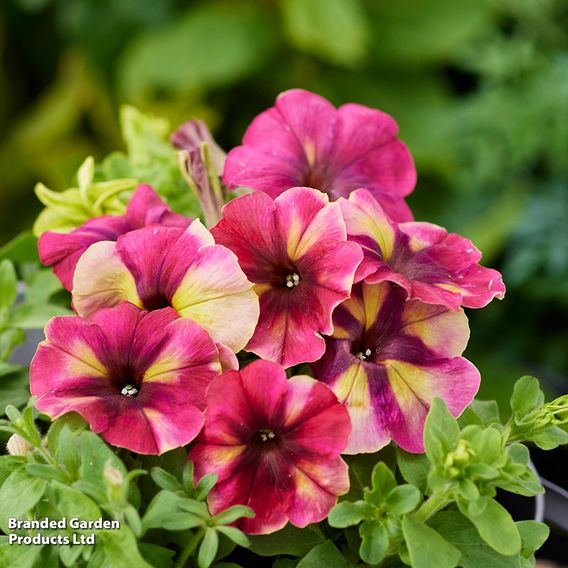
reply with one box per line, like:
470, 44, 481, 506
312, 281, 480, 454
341, 189, 506, 309
30, 303, 227, 454
223, 89, 416, 222
38, 184, 190, 291
189, 360, 351, 534
211, 187, 362, 367
71, 220, 259, 353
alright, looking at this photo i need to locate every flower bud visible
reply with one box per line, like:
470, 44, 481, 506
6, 433, 32, 456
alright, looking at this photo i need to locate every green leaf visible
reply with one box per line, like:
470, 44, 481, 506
0, 541, 42, 568
328, 500, 372, 528
212, 505, 254, 525
296, 541, 348, 568
195, 472, 218, 500
396, 448, 430, 493
50, 481, 102, 521
142, 491, 203, 532
0, 260, 18, 309
24, 269, 63, 303
151, 466, 183, 493
517, 521, 549, 558
364, 462, 396, 506
343, 448, 395, 500
281, 0, 368, 66
424, 398, 460, 464
530, 426, 568, 449
510, 376, 543, 418
458, 497, 521, 555
0, 365, 29, 413
216, 526, 250, 548
0, 468, 47, 532
249, 524, 325, 557
138, 542, 175, 568
431, 511, 521, 568
359, 521, 389, 565
90, 527, 152, 568
0, 232, 39, 264
199, 528, 219, 568
119, 6, 272, 98
402, 515, 460, 568
9, 302, 73, 329
384, 485, 421, 515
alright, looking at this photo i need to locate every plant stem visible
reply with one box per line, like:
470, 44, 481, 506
414, 487, 452, 523
174, 528, 204, 568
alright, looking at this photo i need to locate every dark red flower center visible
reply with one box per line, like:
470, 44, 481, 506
142, 293, 171, 311
253, 428, 279, 449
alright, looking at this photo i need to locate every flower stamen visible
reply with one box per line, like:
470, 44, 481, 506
258, 428, 276, 442
355, 348, 373, 361
121, 384, 139, 397
285, 273, 300, 288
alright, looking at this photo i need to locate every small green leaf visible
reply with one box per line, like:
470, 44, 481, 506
0, 468, 47, 532
142, 491, 203, 533
364, 462, 396, 506
199, 528, 219, 568
90, 527, 152, 568
458, 498, 521, 555
195, 472, 218, 500
213, 505, 254, 525
151, 466, 183, 493
384, 485, 421, 515
517, 521, 549, 558
530, 426, 568, 449
359, 521, 389, 565
0, 260, 18, 309
328, 500, 372, 528
396, 448, 430, 493
402, 514, 460, 568
249, 524, 325, 557
424, 398, 460, 464
216, 526, 250, 548
431, 511, 520, 568
296, 541, 348, 568
510, 376, 543, 418
9, 302, 73, 329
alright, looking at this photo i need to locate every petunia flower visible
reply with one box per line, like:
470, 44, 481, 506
71, 220, 259, 354
312, 281, 480, 454
340, 189, 506, 309
30, 303, 228, 455
211, 187, 362, 367
223, 89, 416, 222
189, 360, 351, 535
39, 184, 190, 291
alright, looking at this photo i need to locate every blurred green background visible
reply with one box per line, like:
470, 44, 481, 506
1, 0, 567, 404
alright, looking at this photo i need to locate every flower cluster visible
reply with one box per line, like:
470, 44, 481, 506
31, 89, 504, 534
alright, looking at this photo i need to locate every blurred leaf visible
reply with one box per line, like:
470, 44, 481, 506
119, 4, 272, 98
249, 524, 325, 557
281, 0, 368, 66
0, 260, 17, 309
9, 302, 72, 329
366, 0, 495, 65
296, 541, 347, 568
0, 232, 39, 264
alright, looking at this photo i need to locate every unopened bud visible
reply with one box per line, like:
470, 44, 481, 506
6, 434, 32, 456
443, 439, 476, 478
104, 465, 124, 489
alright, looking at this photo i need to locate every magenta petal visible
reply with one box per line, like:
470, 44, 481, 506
31, 304, 223, 455
189, 361, 350, 534
223, 89, 416, 216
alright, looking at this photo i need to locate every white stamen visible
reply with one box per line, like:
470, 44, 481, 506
121, 385, 138, 397
356, 348, 372, 361
285, 273, 300, 288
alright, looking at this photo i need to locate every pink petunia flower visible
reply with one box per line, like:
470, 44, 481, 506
312, 281, 480, 454
39, 184, 190, 291
211, 187, 362, 368
30, 303, 228, 455
340, 189, 506, 309
71, 220, 259, 354
223, 89, 416, 222
189, 360, 351, 535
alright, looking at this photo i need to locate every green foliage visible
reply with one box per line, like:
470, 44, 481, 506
325, 377, 565, 567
